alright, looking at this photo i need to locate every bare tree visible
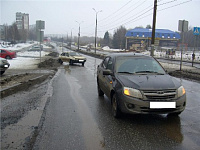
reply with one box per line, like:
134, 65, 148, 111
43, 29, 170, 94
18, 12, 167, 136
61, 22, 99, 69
112, 26, 127, 49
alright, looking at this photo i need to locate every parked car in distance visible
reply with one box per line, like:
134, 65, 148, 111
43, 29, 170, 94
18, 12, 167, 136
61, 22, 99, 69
0, 57, 10, 75
0, 49, 16, 59
58, 51, 86, 66
97, 53, 186, 118
29, 45, 43, 51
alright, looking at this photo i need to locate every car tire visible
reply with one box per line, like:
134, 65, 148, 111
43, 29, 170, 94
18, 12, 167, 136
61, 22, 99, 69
58, 59, 63, 64
82, 62, 84, 67
112, 93, 121, 118
97, 82, 104, 96
5, 56, 11, 59
69, 60, 73, 65
0, 71, 5, 75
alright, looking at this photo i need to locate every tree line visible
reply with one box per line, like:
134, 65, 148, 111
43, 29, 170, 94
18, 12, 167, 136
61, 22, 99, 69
1, 22, 36, 43
1, 22, 199, 49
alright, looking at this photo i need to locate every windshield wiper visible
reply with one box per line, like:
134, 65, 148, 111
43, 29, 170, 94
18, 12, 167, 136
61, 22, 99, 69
117, 71, 134, 74
135, 71, 165, 75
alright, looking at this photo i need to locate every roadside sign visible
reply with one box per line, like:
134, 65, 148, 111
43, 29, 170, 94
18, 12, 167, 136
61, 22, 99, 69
193, 27, 200, 35
178, 20, 188, 32
36, 20, 45, 30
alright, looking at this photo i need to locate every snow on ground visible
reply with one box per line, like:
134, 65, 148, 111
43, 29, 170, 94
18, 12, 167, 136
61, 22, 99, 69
102, 46, 125, 52
0, 42, 51, 69
8, 51, 50, 69
0, 42, 34, 51
0, 42, 51, 51
8, 57, 40, 69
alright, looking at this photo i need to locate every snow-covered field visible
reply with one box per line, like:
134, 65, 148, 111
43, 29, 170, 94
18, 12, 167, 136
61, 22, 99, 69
8, 51, 50, 69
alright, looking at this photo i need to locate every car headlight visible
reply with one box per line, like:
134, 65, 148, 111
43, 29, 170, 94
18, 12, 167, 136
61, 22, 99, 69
177, 86, 186, 98
123, 87, 143, 99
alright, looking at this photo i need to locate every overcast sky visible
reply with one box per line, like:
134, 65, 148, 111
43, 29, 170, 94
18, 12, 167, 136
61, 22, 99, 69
1, 0, 200, 38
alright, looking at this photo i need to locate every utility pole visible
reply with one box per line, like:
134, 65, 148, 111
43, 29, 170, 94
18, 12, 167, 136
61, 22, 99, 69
178, 20, 188, 71
93, 8, 102, 54
76, 21, 83, 51
151, 0, 157, 56
70, 28, 73, 49
78, 25, 80, 50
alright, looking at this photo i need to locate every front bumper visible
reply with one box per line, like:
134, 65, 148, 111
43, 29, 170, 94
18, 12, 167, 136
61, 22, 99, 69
117, 92, 186, 115
72, 59, 86, 63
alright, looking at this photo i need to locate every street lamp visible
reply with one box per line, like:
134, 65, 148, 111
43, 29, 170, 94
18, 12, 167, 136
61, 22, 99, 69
76, 21, 83, 51
93, 8, 102, 54
70, 28, 73, 49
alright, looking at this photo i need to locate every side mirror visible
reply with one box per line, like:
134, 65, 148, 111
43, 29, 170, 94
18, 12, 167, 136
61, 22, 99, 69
103, 70, 113, 76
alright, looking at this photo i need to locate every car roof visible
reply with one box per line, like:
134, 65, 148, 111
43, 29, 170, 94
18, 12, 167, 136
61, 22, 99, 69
106, 52, 152, 58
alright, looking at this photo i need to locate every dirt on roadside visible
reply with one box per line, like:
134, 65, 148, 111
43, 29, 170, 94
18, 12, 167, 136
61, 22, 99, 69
38, 58, 61, 69
168, 70, 200, 82
0, 52, 61, 97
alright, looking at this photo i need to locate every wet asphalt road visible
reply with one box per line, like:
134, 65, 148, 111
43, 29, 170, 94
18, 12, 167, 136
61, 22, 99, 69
33, 54, 200, 150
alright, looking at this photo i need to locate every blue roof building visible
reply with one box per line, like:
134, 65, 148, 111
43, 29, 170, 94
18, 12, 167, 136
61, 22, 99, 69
125, 28, 180, 50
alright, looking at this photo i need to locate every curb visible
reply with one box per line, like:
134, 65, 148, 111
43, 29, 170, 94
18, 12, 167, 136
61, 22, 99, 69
0, 74, 49, 98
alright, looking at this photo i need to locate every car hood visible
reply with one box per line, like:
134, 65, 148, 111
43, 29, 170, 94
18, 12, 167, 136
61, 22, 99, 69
116, 74, 181, 90
72, 56, 86, 59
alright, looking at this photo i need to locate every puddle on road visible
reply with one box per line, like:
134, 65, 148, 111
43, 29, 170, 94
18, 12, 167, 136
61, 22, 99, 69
65, 71, 105, 149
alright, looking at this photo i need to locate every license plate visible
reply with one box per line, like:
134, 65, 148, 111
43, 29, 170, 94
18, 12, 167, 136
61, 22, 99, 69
4, 65, 9, 68
79, 60, 84, 62
150, 102, 176, 109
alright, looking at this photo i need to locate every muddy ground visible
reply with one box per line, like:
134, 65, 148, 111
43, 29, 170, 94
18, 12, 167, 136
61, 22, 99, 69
0, 52, 61, 92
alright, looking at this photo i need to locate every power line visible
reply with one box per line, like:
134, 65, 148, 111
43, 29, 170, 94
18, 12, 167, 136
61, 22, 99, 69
99, 0, 133, 22
98, 0, 192, 34
99, 0, 178, 30
158, 0, 192, 11
99, 0, 147, 28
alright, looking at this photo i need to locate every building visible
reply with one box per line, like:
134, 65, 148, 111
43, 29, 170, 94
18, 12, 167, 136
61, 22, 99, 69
16, 12, 29, 41
16, 12, 29, 30
125, 28, 180, 51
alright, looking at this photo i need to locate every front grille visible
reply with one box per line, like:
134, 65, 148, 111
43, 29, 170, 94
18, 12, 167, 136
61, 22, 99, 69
142, 89, 176, 101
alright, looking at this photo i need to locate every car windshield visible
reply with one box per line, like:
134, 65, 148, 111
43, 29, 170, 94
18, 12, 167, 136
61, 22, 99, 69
116, 56, 166, 75
69, 52, 79, 56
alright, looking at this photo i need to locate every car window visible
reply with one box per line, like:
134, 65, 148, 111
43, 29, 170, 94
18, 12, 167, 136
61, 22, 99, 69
102, 57, 110, 69
116, 56, 165, 74
70, 52, 78, 56
107, 58, 113, 71
1, 50, 6, 53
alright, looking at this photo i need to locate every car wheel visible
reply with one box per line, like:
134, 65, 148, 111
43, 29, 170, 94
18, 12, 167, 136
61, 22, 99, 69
82, 62, 84, 66
0, 71, 5, 75
5, 56, 11, 59
97, 82, 104, 96
58, 59, 63, 64
69, 60, 73, 65
112, 94, 121, 118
